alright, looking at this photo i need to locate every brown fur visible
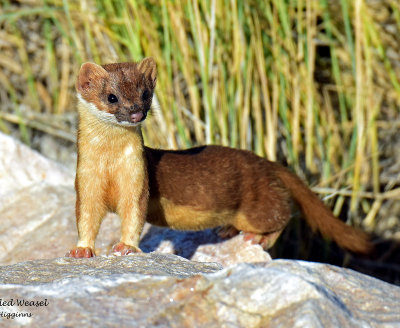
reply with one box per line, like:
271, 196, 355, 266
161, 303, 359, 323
67, 58, 373, 258
145, 146, 292, 233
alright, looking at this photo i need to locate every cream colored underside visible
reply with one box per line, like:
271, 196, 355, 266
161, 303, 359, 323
148, 197, 246, 231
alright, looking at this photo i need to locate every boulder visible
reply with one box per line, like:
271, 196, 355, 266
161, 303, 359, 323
0, 254, 399, 327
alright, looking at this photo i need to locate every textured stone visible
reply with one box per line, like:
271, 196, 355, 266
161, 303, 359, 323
0, 133, 74, 199
0, 255, 399, 327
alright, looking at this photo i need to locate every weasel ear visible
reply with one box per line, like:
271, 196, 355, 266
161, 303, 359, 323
76, 62, 108, 94
137, 57, 157, 88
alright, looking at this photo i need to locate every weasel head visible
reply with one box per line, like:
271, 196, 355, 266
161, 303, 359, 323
76, 57, 157, 127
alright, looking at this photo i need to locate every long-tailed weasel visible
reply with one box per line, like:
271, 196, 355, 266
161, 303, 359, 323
67, 57, 372, 258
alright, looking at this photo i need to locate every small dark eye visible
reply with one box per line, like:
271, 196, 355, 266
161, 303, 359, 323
108, 94, 118, 103
142, 89, 150, 101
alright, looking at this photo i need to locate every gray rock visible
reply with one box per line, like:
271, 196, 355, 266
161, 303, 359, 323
0, 255, 398, 327
0, 133, 74, 199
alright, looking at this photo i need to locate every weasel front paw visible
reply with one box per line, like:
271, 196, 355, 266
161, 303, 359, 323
66, 247, 95, 258
112, 242, 142, 255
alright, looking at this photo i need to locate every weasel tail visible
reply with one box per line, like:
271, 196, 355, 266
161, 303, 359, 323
275, 166, 372, 254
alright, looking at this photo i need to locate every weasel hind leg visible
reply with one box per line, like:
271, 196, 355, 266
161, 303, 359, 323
216, 224, 283, 250
216, 225, 240, 239
243, 230, 283, 250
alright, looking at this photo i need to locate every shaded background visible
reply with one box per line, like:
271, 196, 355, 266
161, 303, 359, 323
0, 1, 399, 282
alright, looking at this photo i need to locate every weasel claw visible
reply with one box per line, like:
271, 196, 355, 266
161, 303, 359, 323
66, 247, 95, 258
112, 242, 142, 255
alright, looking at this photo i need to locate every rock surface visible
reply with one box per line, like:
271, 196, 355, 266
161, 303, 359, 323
0, 132, 270, 266
0, 254, 399, 327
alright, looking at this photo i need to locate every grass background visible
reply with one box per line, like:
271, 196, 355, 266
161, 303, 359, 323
0, 0, 399, 281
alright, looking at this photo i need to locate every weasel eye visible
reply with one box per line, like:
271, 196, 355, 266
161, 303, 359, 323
108, 94, 118, 103
142, 89, 150, 101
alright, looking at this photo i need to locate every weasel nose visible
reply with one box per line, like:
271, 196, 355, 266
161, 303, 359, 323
130, 112, 144, 123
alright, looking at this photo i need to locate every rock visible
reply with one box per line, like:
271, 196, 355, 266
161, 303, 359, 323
0, 132, 269, 265
0, 255, 399, 327
140, 225, 271, 266
0, 133, 74, 199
